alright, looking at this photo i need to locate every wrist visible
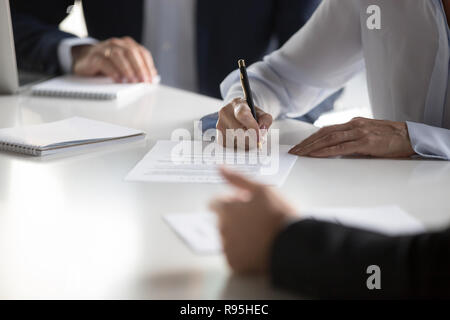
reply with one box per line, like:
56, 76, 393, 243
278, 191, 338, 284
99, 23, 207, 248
271, 211, 298, 245
402, 121, 416, 156
259, 212, 295, 273
71, 44, 93, 65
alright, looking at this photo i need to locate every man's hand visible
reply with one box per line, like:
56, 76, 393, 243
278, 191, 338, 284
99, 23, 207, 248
289, 117, 415, 158
209, 167, 297, 273
72, 37, 158, 83
216, 98, 273, 149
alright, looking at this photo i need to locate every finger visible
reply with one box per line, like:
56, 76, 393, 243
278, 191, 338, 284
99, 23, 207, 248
137, 47, 152, 83
121, 36, 138, 47
223, 117, 249, 149
234, 103, 260, 140
229, 107, 262, 150
290, 122, 354, 153
139, 46, 158, 82
219, 166, 260, 192
119, 37, 153, 82
290, 129, 363, 156
109, 47, 136, 82
256, 110, 273, 130
309, 140, 367, 158
217, 103, 256, 148
209, 195, 240, 214
209, 198, 227, 214
223, 113, 247, 130
122, 37, 158, 81
219, 106, 258, 149
217, 104, 240, 129
95, 57, 121, 82
125, 46, 148, 83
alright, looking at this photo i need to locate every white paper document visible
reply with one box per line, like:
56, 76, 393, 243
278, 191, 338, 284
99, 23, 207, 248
164, 213, 222, 255
164, 206, 425, 255
125, 140, 298, 186
303, 206, 425, 236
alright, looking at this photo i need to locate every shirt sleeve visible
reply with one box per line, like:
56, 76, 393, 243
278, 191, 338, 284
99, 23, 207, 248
57, 37, 98, 74
406, 121, 450, 160
220, 0, 364, 119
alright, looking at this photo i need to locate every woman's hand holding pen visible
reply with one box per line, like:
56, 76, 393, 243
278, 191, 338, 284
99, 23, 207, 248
216, 98, 273, 149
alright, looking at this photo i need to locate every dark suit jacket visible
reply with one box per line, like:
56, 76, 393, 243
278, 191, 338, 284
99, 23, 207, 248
10, 0, 321, 98
271, 219, 450, 299
10, 0, 144, 74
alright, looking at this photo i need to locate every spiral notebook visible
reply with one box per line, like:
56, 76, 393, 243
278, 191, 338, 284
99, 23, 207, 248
31, 75, 160, 100
0, 117, 146, 156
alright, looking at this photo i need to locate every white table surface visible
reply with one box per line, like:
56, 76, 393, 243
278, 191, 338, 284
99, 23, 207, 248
1, 85, 449, 299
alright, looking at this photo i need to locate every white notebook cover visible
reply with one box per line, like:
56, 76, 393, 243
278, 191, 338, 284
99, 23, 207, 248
0, 117, 146, 156
31, 75, 160, 100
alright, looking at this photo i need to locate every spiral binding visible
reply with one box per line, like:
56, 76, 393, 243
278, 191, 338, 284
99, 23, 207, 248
0, 141, 40, 156
32, 89, 115, 100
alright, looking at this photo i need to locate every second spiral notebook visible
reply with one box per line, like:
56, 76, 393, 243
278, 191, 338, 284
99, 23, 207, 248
31, 75, 160, 100
0, 117, 145, 156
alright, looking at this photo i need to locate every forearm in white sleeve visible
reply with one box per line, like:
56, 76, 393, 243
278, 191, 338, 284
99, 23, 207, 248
407, 122, 450, 160
220, 0, 365, 120
220, 69, 284, 118
57, 37, 98, 74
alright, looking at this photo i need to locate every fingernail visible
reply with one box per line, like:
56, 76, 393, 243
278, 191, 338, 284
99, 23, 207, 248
293, 148, 307, 156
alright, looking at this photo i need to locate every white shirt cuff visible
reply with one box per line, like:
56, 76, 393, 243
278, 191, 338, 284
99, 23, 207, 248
406, 121, 450, 160
220, 70, 282, 119
57, 37, 98, 73
223, 83, 244, 104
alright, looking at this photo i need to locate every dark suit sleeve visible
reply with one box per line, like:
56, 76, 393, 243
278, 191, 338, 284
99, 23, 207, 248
271, 219, 450, 299
272, 0, 322, 46
10, 0, 75, 74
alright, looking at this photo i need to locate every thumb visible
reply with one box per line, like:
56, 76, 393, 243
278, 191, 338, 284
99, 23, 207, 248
234, 103, 260, 133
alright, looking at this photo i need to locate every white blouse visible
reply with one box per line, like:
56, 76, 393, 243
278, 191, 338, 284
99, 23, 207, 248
221, 0, 450, 160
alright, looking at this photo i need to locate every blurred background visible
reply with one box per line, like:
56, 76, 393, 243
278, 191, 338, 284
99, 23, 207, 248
59, 1, 372, 127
